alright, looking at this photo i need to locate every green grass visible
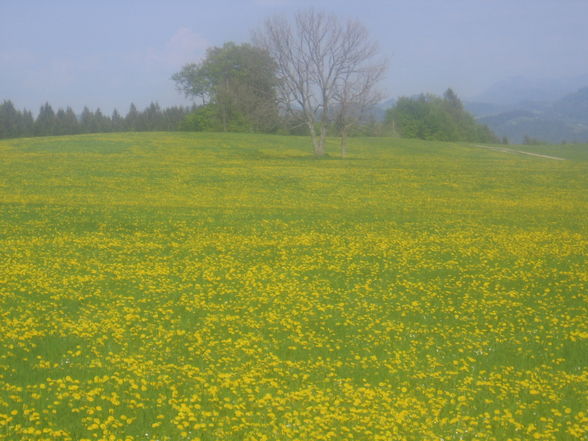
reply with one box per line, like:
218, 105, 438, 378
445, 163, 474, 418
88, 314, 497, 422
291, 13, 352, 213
0, 132, 587, 441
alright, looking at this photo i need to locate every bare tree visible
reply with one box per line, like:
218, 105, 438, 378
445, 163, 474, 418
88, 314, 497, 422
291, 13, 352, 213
253, 10, 386, 157
335, 62, 386, 158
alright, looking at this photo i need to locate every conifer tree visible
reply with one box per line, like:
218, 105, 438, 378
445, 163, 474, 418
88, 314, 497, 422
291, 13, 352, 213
111, 109, 124, 132
35, 103, 56, 136
0, 100, 20, 138
126, 103, 139, 131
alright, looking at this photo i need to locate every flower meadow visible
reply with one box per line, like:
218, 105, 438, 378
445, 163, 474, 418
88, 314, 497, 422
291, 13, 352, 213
0, 133, 586, 441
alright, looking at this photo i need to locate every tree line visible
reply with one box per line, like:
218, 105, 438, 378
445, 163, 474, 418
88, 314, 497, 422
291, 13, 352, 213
1, 9, 500, 152
0, 100, 194, 139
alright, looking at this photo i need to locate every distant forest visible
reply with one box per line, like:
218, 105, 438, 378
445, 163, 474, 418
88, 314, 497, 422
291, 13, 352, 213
0, 92, 499, 144
0, 100, 195, 139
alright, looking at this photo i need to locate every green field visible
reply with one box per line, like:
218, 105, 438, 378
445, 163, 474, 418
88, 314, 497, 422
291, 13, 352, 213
0, 132, 587, 441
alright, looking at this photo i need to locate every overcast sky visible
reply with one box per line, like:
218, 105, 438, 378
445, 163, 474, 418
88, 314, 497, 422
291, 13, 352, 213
1, 0, 587, 113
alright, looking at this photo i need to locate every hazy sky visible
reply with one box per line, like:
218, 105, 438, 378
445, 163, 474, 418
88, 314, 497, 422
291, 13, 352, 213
1, 0, 587, 113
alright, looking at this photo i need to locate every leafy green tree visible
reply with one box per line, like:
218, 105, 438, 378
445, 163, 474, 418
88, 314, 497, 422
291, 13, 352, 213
179, 104, 221, 132
386, 90, 498, 143
173, 42, 279, 132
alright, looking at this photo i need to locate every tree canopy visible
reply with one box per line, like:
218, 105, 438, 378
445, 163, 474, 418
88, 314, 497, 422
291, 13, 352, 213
385, 89, 499, 143
172, 42, 279, 133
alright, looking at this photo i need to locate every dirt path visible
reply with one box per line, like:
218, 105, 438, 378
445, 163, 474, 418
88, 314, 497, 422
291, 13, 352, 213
470, 144, 566, 161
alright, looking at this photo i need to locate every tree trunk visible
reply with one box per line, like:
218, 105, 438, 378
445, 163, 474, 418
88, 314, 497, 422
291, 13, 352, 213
221, 107, 227, 132
340, 126, 348, 158
307, 121, 321, 157
306, 118, 327, 157
315, 123, 327, 157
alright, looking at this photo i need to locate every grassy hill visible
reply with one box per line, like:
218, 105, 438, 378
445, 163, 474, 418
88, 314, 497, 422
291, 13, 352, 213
1, 132, 587, 441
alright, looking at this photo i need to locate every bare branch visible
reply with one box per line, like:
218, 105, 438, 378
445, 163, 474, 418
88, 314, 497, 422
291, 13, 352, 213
253, 9, 387, 156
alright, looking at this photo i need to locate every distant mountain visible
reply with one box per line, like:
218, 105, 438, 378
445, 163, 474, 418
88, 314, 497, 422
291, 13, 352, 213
471, 74, 588, 106
479, 113, 587, 144
465, 75, 588, 144
464, 101, 510, 118
378, 97, 396, 110
366, 97, 396, 122
550, 87, 588, 124
476, 87, 588, 144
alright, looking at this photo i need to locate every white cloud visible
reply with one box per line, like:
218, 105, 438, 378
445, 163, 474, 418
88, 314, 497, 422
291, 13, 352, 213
166, 27, 209, 65
145, 27, 209, 68
254, 0, 289, 5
